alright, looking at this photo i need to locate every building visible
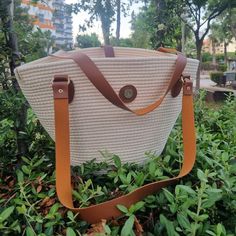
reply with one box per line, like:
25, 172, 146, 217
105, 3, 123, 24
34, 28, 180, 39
21, 0, 73, 49
203, 37, 236, 54
52, 0, 73, 49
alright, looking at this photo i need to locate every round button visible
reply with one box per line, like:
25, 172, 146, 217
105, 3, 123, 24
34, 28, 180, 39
119, 85, 137, 103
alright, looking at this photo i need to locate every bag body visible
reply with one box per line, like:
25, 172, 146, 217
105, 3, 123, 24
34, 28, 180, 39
15, 47, 199, 165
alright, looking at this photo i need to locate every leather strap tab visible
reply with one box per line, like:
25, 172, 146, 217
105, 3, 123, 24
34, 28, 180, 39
53, 75, 74, 103
52, 81, 69, 99
183, 80, 193, 96
103, 45, 115, 57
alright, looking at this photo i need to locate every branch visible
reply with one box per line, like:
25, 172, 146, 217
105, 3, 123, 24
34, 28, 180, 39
180, 14, 196, 35
199, 3, 228, 28
200, 5, 229, 42
200, 19, 211, 42
185, 0, 198, 23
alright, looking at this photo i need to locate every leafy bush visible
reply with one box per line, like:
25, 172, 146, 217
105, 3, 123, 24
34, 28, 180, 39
219, 64, 227, 72
201, 62, 218, 71
202, 52, 213, 63
210, 72, 224, 85
0, 91, 236, 235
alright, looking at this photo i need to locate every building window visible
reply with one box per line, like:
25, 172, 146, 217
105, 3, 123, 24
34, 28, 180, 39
38, 13, 45, 23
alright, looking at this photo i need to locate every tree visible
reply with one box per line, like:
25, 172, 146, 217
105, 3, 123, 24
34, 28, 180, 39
153, 0, 182, 49
72, 0, 132, 45
72, 0, 115, 45
211, 9, 235, 64
0, 0, 28, 157
131, 1, 183, 50
0, 0, 55, 157
76, 33, 101, 48
116, 0, 121, 45
130, 9, 153, 48
178, 0, 236, 90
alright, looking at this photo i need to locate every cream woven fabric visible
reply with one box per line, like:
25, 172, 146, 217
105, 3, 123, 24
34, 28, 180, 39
15, 47, 199, 165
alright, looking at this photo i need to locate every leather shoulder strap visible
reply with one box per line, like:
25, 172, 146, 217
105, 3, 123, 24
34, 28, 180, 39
51, 51, 187, 116
52, 76, 196, 224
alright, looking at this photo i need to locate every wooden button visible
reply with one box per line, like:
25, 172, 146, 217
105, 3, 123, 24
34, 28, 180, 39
119, 85, 137, 103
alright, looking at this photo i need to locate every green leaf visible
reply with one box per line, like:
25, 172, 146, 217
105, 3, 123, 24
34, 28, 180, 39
197, 214, 209, 221
49, 203, 60, 215
206, 230, 216, 236
129, 201, 145, 214
133, 201, 145, 212
197, 169, 208, 182
33, 158, 44, 167
177, 185, 196, 195
22, 165, 30, 175
177, 213, 191, 230
113, 155, 121, 169
67, 211, 74, 221
121, 215, 135, 236
26, 226, 35, 236
216, 223, 223, 236
163, 188, 174, 203
187, 210, 198, 221
0, 206, 15, 222
117, 204, 128, 214
16, 205, 27, 215
66, 227, 76, 236
21, 156, 31, 164
149, 162, 156, 176
160, 214, 177, 236
16, 170, 24, 183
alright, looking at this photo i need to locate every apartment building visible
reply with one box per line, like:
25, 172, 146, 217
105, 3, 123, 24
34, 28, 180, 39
21, 0, 73, 49
52, 0, 73, 49
203, 37, 236, 54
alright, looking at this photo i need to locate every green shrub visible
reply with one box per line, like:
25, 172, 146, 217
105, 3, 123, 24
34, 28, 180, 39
219, 64, 227, 72
0, 91, 236, 235
210, 72, 224, 84
201, 62, 218, 71
202, 52, 213, 62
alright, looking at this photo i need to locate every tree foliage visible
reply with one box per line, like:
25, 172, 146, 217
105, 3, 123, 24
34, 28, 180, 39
76, 33, 101, 48
178, 0, 236, 89
72, 0, 132, 45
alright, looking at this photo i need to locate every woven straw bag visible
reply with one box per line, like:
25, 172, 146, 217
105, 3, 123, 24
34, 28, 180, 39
15, 46, 199, 223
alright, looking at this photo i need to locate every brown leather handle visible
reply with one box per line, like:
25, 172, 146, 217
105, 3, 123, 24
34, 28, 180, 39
51, 49, 187, 116
52, 76, 196, 223
103, 45, 115, 57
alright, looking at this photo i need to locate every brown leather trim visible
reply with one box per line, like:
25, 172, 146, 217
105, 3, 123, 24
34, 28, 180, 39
171, 79, 183, 97
51, 51, 187, 115
103, 45, 115, 57
183, 80, 193, 96
52, 78, 196, 223
53, 75, 74, 103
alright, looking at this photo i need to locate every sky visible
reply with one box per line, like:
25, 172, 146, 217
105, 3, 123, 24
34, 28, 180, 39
65, 0, 143, 42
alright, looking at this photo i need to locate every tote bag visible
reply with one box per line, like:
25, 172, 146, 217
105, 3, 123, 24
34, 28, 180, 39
15, 46, 199, 223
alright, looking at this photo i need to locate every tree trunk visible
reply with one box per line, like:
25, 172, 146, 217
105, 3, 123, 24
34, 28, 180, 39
101, 19, 110, 45
181, 20, 185, 53
212, 39, 216, 66
224, 41, 227, 64
155, 0, 166, 47
102, 26, 110, 45
116, 0, 121, 46
3, 0, 28, 157
196, 39, 203, 91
